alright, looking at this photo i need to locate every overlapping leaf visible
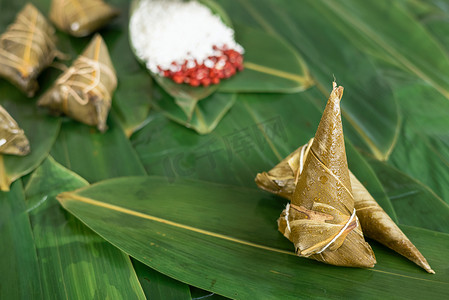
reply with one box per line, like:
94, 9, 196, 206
0, 181, 42, 299
58, 176, 449, 299
50, 115, 192, 299
24, 157, 146, 299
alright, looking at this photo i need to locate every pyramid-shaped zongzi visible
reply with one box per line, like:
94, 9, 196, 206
38, 34, 117, 132
277, 82, 376, 267
0, 4, 59, 97
257, 83, 434, 273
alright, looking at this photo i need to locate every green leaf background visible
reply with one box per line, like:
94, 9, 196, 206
1, 0, 449, 299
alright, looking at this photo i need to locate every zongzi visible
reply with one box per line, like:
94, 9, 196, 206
38, 34, 116, 132
277, 82, 376, 268
49, 0, 119, 37
0, 3, 59, 97
0, 105, 30, 156
256, 89, 434, 273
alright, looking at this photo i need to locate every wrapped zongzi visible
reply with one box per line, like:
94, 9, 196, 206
38, 34, 117, 132
276, 82, 376, 268
256, 84, 434, 273
0, 105, 30, 156
0, 3, 59, 97
256, 140, 434, 273
49, 0, 119, 37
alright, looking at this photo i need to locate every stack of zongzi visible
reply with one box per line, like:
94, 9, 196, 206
0, 3, 59, 97
38, 34, 117, 132
257, 82, 434, 273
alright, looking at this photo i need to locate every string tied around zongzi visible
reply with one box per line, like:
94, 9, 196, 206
282, 203, 358, 257
56, 55, 117, 106
0, 3, 63, 97
295, 137, 314, 184
0, 10, 56, 77
1, 16, 68, 76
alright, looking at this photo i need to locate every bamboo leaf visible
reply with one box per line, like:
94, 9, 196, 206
0, 180, 43, 299
0, 93, 60, 191
108, 27, 153, 137
131, 260, 192, 300
372, 81, 449, 206
372, 7, 449, 205
400, 0, 449, 55
366, 157, 449, 233
24, 156, 146, 299
58, 176, 449, 299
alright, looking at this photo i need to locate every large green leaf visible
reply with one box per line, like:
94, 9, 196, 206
216, 0, 400, 160
0, 180, 42, 299
0, 94, 60, 191
58, 176, 449, 299
24, 156, 146, 299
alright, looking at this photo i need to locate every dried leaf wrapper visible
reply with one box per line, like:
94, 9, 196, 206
38, 34, 117, 132
0, 3, 59, 97
0, 105, 30, 156
255, 86, 434, 273
276, 82, 376, 268
50, 0, 119, 37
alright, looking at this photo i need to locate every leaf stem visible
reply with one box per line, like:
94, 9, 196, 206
244, 62, 313, 86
